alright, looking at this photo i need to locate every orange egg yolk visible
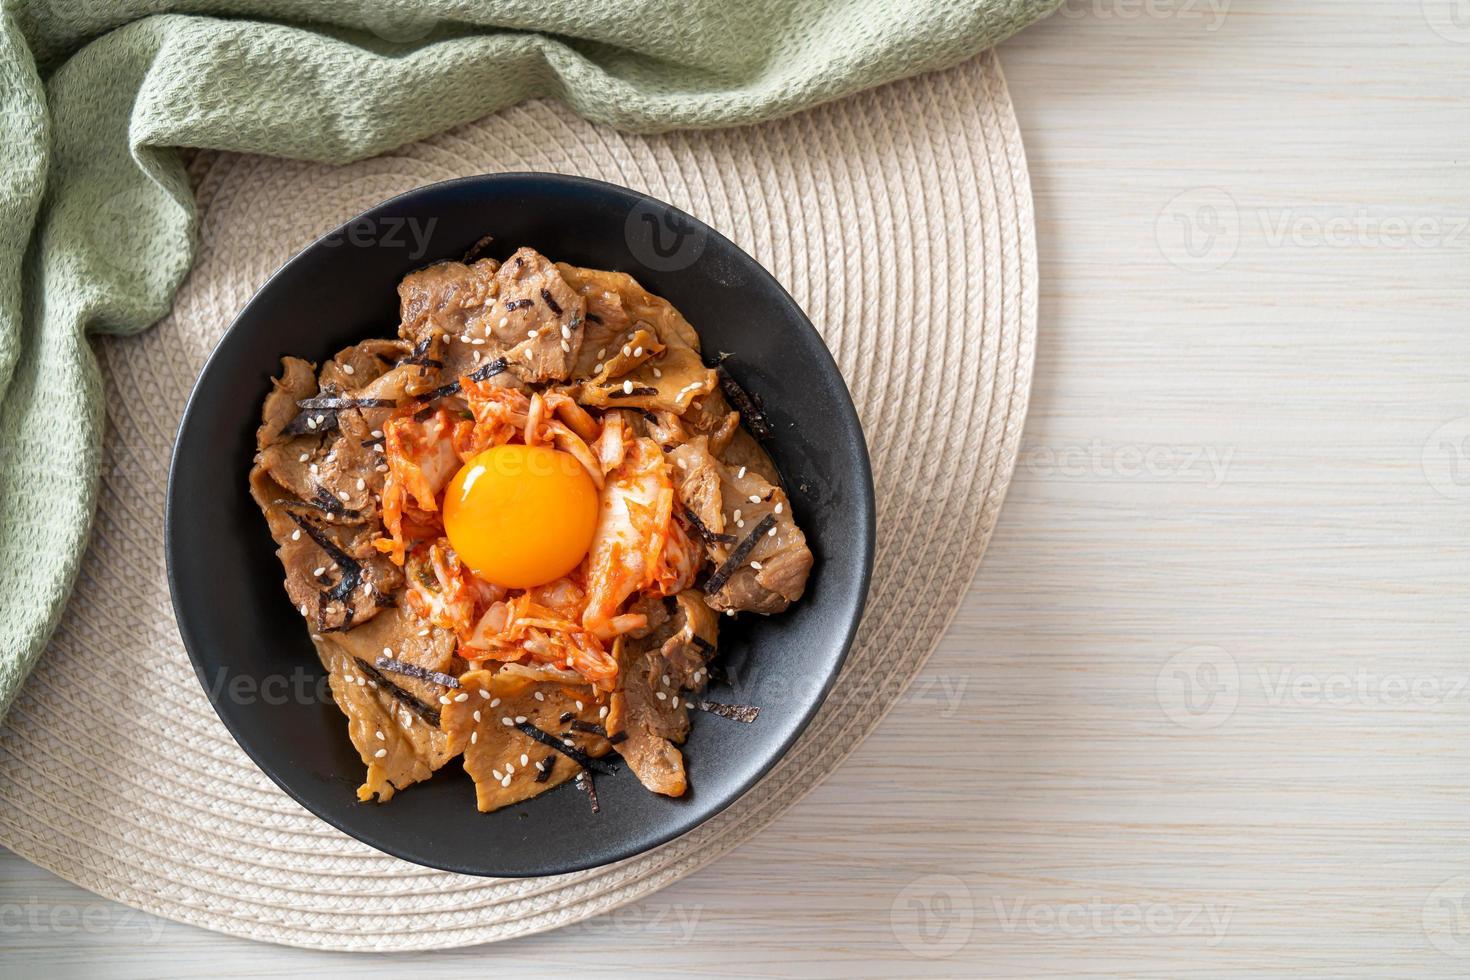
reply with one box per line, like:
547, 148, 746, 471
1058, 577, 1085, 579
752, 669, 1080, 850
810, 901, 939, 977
442, 444, 599, 589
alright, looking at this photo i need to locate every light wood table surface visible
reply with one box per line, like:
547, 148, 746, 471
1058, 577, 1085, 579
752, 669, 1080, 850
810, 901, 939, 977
5, 2, 1469, 976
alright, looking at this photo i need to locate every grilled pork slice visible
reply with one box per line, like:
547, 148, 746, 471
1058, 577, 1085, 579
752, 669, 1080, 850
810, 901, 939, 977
440, 665, 611, 813
606, 591, 719, 796
701, 436, 812, 615
312, 621, 456, 803
397, 249, 585, 387
248, 464, 401, 632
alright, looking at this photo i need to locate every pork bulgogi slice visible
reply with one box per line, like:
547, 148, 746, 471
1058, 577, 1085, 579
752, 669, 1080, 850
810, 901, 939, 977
440, 665, 612, 812
311, 611, 457, 803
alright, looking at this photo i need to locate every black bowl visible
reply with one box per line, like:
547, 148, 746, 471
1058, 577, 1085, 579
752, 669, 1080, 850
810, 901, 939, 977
166, 173, 874, 876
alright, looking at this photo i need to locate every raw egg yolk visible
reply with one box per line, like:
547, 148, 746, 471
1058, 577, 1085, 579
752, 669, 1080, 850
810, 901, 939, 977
442, 444, 598, 589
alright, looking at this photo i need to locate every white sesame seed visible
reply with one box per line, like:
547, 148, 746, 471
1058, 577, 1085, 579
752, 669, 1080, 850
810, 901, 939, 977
560, 339, 571, 353
343, 364, 355, 375
535, 761, 545, 772
470, 731, 478, 744
653, 368, 663, 379
374, 748, 387, 758
726, 609, 736, 617
442, 334, 452, 344
736, 519, 745, 528
733, 509, 742, 523
356, 478, 365, 491
749, 495, 761, 504
676, 458, 687, 470
313, 566, 326, 577
306, 417, 317, 430
671, 698, 680, 709
490, 698, 501, 707
291, 529, 301, 541
534, 691, 545, 701
373, 443, 384, 453
375, 464, 388, 473
473, 710, 481, 722
309, 463, 319, 475
662, 674, 670, 685
472, 351, 481, 363
492, 769, 502, 780
597, 347, 607, 359
371, 430, 383, 438
478, 689, 490, 700
472, 337, 485, 346
339, 491, 351, 501
623, 380, 634, 395
299, 604, 308, 616
737, 466, 747, 478
751, 560, 763, 570
454, 692, 469, 702
520, 753, 529, 765
505, 762, 514, 774
576, 701, 584, 711
775, 502, 784, 514
621, 345, 632, 357
499, 317, 509, 328
634, 346, 643, 357
440, 695, 453, 705
561, 324, 572, 339
514, 715, 527, 724
527, 330, 539, 339
593, 362, 604, 373
656, 691, 667, 700
382, 647, 392, 656
298, 452, 309, 463
375, 730, 384, 740
500, 774, 512, 787
563, 738, 575, 746
768, 526, 778, 537
325, 451, 336, 462
501, 717, 513, 726
355, 676, 366, 686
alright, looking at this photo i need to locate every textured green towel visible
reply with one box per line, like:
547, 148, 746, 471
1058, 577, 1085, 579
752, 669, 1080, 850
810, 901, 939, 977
0, 0, 1057, 720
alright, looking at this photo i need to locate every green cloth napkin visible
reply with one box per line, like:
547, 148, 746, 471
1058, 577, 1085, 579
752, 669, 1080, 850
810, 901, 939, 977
0, 0, 1058, 721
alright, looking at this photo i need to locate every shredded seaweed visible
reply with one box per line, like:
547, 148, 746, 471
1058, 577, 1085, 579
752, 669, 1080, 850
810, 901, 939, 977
702, 514, 776, 595
568, 720, 607, 737
281, 408, 339, 437
608, 385, 658, 398
577, 770, 601, 814
514, 721, 616, 774
505, 298, 533, 311
684, 508, 737, 545
694, 699, 761, 723
717, 367, 773, 440
296, 394, 397, 411
558, 710, 575, 724
534, 753, 556, 783
417, 356, 508, 401
462, 234, 495, 263
607, 731, 629, 745
374, 655, 459, 689
353, 658, 442, 726
540, 288, 563, 316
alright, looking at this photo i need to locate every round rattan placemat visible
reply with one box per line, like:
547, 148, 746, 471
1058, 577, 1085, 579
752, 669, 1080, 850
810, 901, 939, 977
0, 50, 1035, 951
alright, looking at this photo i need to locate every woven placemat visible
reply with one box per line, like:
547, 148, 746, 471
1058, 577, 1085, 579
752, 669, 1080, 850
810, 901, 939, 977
0, 50, 1035, 951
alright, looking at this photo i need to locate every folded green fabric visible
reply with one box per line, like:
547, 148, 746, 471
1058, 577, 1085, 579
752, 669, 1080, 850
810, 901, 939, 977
0, 0, 1057, 720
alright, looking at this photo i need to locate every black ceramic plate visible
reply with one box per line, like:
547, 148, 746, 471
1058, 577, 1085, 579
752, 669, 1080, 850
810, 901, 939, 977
167, 173, 874, 876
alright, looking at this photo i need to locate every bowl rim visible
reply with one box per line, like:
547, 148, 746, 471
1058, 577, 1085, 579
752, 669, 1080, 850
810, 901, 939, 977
165, 171, 876, 875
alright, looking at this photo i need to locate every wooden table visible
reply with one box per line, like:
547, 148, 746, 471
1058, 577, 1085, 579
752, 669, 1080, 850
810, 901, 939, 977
5, 2, 1468, 974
